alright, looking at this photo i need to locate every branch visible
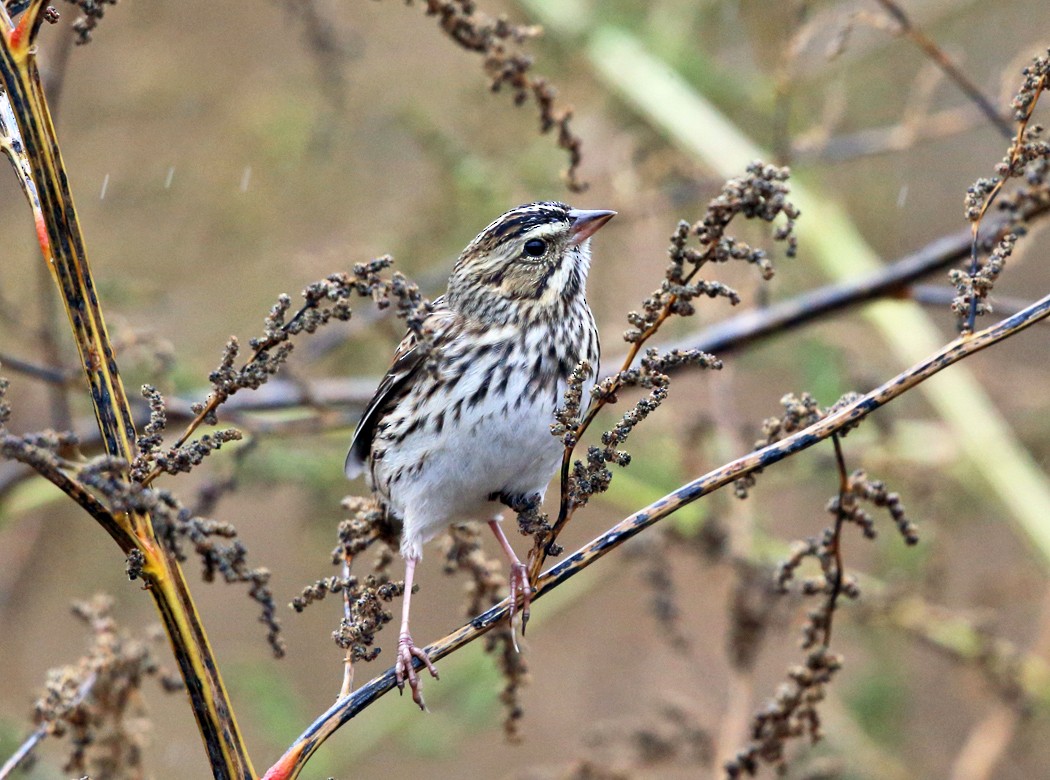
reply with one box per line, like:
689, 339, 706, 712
262, 289, 1050, 780
872, 0, 1013, 139
0, 13, 255, 779
563, 21, 1050, 574
962, 58, 1047, 332
400, 0, 587, 191
529, 163, 797, 581
643, 219, 996, 360
0, 433, 129, 547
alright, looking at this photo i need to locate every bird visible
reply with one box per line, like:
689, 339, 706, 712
345, 201, 614, 709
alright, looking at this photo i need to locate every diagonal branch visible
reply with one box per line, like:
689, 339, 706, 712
0, 433, 129, 547
652, 204, 1048, 360
262, 288, 1050, 780
872, 0, 1013, 139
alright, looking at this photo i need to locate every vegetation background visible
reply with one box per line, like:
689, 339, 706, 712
0, 0, 1048, 778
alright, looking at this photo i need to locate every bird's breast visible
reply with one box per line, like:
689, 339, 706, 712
369, 313, 598, 527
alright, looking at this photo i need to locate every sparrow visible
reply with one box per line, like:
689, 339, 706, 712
346, 201, 614, 708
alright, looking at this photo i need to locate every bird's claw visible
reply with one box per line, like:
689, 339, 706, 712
395, 632, 439, 711
508, 561, 533, 643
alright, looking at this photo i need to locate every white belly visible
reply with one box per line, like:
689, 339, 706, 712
371, 326, 595, 559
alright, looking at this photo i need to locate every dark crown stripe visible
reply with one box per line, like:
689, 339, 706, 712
474, 201, 570, 249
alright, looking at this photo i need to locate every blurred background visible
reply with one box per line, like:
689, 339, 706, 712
1, 0, 1049, 777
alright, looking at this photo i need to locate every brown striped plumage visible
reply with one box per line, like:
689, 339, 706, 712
345, 202, 614, 708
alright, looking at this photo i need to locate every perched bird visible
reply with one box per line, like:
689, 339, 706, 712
346, 201, 614, 708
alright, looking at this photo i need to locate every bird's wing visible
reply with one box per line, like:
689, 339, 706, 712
344, 300, 455, 479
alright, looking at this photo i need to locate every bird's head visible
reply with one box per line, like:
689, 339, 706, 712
447, 201, 615, 323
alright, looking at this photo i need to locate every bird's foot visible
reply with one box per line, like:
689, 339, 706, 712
508, 560, 533, 643
395, 632, 439, 711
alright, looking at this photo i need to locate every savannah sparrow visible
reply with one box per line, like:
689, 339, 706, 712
345, 201, 614, 708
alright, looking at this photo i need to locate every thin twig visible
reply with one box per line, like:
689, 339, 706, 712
824, 435, 849, 647
0, 433, 129, 548
338, 552, 355, 700
138, 287, 361, 487
651, 216, 1030, 360
531, 196, 773, 581
0, 726, 44, 780
965, 67, 1047, 331
0, 671, 97, 780
872, 0, 1012, 138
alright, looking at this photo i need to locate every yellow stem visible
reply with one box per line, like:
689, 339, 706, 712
0, 13, 255, 778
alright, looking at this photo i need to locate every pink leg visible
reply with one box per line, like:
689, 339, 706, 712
488, 520, 532, 636
396, 556, 439, 710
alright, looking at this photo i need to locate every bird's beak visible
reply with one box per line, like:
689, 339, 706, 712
568, 208, 616, 246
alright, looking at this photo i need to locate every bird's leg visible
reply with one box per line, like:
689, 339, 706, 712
488, 519, 532, 638
396, 556, 439, 710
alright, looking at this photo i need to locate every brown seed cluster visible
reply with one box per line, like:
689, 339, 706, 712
292, 496, 403, 663
721, 385, 918, 777
79, 456, 285, 657
734, 392, 824, 499
27, 595, 179, 778
61, 0, 119, 44
442, 524, 530, 740
401, 0, 587, 191
956, 50, 1050, 328
524, 163, 797, 576
628, 163, 798, 345
724, 648, 842, 778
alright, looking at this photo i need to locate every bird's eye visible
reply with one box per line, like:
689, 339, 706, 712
523, 238, 547, 258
